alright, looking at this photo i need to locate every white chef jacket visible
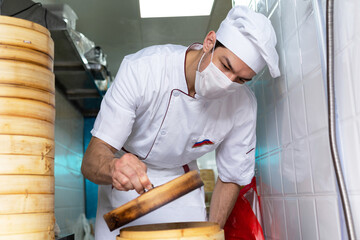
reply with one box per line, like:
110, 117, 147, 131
91, 44, 257, 240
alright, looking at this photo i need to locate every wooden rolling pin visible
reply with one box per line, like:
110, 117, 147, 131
104, 170, 204, 231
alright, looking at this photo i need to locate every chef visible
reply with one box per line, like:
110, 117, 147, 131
81, 5, 280, 240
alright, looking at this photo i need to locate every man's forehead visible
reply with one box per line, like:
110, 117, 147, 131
217, 48, 246, 67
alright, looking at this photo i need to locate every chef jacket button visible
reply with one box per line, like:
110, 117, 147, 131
173, 91, 180, 97
160, 130, 166, 135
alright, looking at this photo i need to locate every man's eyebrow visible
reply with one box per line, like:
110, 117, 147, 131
225, 57, 252, 82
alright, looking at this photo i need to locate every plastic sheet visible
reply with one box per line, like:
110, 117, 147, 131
73, 213, 94, 240
43, 3, 78, 30
224, 177, 264, 240
68, 28, 95, 57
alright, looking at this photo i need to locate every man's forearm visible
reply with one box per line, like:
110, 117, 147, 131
81, 137, 117, 185
209, 177, 241, 228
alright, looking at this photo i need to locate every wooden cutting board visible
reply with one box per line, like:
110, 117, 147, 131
104, 170, 204, 231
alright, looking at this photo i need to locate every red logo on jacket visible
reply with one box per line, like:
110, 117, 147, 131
192, 139, 214, 148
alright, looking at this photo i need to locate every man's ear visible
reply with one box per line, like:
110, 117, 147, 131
202, 31, 216, 53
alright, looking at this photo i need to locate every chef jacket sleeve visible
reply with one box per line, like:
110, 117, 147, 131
215, 99, 257, 186
91, 58, 141, 150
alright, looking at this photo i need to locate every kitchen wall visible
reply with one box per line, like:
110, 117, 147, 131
248, 0, 360, 239
54, 89, 85, 236
84, 117, 98, 220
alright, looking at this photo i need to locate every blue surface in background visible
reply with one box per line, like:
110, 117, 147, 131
84, 117, 98, 219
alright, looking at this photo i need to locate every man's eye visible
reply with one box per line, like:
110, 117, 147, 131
237, 78, 247, 84
222, 63, 230, 70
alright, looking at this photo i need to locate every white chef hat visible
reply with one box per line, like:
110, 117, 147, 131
216, 6, 280, 78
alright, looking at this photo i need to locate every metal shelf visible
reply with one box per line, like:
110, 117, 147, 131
52, 29, 106, 117
1, 0, 109, 117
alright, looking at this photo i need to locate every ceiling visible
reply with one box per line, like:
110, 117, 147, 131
39, 0, 232, 75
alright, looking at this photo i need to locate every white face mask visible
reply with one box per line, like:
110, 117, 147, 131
195, 47, 242, 99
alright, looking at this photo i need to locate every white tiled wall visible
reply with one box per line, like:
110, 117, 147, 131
54, 89, 85, 237
249, 0, 360, 239
335, 0, 360, 235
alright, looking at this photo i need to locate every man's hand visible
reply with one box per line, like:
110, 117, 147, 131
81, 137, 152, 194
111, 153, 152, 194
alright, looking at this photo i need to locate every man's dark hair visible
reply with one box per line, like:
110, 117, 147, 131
214, 40, 225, 49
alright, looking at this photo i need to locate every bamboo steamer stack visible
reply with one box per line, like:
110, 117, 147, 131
200, 169, 215, 214
0, 16, 55, 240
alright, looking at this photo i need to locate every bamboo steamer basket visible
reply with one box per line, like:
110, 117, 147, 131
0, 44, 53, 71
0, 97, 55, 123
0, 175, 54, 194
200, 169, 215, 192
0, 212, 55, 235
0, 116, 54, 139
0, 135, 54, 157
199, 169, 215, 181
0, 155, 53, 175
0, 84, 55, 106
0, 194, 54, 214
199, 170, 215, 214
117, 222, 224, 240
0, 16, 54, 59
0, 59, 54, 93
0, 231, 54, 240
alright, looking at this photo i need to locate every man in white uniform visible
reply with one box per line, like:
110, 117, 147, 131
81, 6, 280, 240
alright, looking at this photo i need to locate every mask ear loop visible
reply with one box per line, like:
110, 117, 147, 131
197, 52, 206, 72
197, 41, 216, 72
210, 42, 215, 63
